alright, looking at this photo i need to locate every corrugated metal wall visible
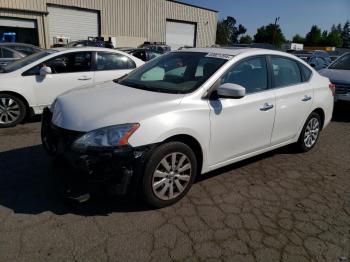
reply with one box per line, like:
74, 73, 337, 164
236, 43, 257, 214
0, 0, 217, 48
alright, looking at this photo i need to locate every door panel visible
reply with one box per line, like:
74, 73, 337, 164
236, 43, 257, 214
32, 52, 94, 107
208, 56, 275, 166
269, 56, 313, 144
34, 72, 94, 107
209, 90, 276, 165
271, 84, 313, 144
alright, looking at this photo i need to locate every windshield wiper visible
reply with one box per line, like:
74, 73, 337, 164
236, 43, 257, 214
113, 73, 129, 84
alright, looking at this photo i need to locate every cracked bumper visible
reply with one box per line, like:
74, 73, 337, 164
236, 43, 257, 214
41, 108, 154, 197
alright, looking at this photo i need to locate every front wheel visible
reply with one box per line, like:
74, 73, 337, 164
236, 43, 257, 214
142, 142, 197, 208
297, 112, 321, 152
0, 94, 26, 128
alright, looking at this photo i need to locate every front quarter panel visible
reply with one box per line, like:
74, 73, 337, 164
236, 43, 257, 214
0, 75, 35, 107
128, 96, 211, 173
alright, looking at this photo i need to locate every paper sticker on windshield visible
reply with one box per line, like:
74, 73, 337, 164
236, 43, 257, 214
205, 53, 233, 60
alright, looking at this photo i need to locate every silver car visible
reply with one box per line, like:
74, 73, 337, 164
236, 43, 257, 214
0, 46, 26, 69
319, 53, 350, 102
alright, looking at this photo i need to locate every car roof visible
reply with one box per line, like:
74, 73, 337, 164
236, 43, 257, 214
0, 42, 40, 48
178, 47, 294, 57
50, 47, 125, 52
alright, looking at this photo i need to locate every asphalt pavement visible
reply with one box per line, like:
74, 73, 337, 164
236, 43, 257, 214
0, 102, 349, 262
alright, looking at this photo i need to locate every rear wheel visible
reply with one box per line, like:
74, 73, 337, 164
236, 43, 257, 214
0, 94, 26, 128
142, 142, 197, 208
297, 112, 321, 152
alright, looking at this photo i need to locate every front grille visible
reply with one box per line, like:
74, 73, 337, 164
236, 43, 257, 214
334, 83, 350, 95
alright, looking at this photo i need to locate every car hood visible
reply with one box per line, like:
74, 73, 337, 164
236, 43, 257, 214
52, 81, 185, 132
318, 69, 350, 84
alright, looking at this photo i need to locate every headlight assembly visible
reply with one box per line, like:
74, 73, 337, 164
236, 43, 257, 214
72, 123, 140, 151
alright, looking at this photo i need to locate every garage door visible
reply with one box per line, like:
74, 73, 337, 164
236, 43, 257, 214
48, 6, 99, 46
166, 21, 196, 50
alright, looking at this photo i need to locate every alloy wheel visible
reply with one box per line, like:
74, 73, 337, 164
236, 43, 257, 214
152, 152, 192, 201
0, 97, 21, 125
304, 117, 320, 148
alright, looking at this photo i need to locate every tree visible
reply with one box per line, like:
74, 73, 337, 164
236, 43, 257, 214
325, 28, 343, 47
239, 35, 253, 44
216, 16, 247, 45
292, 34, 305, 44
320, 30, 328, 45
253, 23, 286, 47
342, 21, 350, 48
305, 25, 322, 46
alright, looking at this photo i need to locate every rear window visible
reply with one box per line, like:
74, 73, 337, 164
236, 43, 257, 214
300, 64, 312, 81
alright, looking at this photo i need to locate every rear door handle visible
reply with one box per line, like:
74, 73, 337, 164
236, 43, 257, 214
260, 103, 274, 111
78, 76, 92, 81
302, 95, 312, 102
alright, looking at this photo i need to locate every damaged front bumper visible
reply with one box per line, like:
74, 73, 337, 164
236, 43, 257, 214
41, 108, 155, 200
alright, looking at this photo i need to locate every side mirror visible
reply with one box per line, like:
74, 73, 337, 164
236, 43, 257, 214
217, 83, 246, 99
40, 66, 52, 76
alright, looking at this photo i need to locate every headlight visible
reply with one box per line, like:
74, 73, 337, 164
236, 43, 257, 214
72, 123, 140, 151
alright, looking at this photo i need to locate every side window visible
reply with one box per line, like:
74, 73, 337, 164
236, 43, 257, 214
23, 52, 92, 76
131, 51, 146, 61
147, 51, 161, 61
271, 57, 302, 88
316, 57, 326, 67
300, 63, 312, 81
0, 48, 3, 58
96, 52, 136, 71
221, 56, 268, 94
2, 48, 15, 58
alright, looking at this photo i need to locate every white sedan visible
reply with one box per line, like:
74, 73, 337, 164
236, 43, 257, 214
0, 47, 144, 127
42, 48, 334, 207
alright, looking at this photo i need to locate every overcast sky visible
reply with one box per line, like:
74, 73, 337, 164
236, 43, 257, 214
178, 0, 350, 40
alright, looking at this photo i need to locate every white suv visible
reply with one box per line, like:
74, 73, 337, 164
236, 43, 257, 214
42, 48, 334, 207
0, 47, 144, 127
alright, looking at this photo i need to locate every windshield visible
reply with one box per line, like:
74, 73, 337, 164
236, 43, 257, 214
0, 50, 56, 73
329, 53, 350, 70
119, 52, 229, 94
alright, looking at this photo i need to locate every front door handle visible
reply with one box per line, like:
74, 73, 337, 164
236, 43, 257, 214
78, 76, 92, 81
302, 95, 312, 102
260, 103, 274, 111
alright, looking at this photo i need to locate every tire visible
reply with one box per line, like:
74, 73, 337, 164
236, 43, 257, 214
0, 93, 26, 128
142, 142, 197, 208
296, 112, 322, 152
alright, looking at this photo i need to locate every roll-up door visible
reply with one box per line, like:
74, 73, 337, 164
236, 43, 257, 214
48, 6, 99, 46
166, 20, 196, 50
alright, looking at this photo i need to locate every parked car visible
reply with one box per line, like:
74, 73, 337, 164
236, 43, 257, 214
0, 43, 42, 56
319, 52, 350, 102
294, 50, 332, 70
0, 47, 144, 127
41, 48, 334, 208
121, 48, 162, 61
141, 42, 171, 53
0, 46, 26, 68
65, 37, 114, 49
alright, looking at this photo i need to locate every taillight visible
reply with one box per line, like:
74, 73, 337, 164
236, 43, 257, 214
329, 83, 336, 96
